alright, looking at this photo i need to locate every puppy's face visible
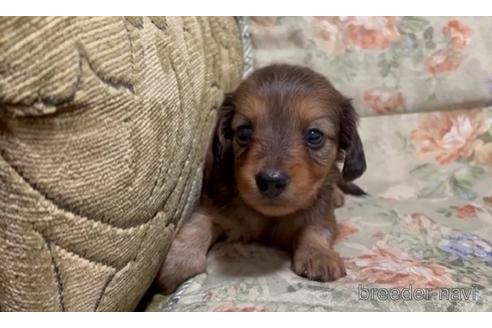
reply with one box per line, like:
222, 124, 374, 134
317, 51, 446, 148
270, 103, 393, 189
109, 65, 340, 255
215, 65, 365, 217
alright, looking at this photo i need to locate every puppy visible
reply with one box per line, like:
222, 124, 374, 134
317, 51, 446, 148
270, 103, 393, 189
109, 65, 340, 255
157, 64, 366, 294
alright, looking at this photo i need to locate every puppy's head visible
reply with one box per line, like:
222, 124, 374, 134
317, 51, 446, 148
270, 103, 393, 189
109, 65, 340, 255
212, 64, 366, 217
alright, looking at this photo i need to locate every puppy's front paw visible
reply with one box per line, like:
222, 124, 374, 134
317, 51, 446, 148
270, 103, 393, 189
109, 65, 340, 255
292, 249, 346, 282
157, 244, 207, 294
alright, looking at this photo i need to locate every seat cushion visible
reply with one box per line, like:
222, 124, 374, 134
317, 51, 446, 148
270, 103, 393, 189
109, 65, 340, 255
148, 106, 492, 312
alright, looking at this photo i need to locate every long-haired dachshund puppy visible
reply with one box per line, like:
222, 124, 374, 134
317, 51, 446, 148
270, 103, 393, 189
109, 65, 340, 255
157, 64, 366, 294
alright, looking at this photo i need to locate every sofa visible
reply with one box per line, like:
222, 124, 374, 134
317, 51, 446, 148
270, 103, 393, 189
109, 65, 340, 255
0, 16, 242, 311
2, 16, 492, 312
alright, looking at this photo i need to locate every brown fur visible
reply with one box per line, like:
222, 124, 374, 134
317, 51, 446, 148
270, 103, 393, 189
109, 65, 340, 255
157, 64, 366, 294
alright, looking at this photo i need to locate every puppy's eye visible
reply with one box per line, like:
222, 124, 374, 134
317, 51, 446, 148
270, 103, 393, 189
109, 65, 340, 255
236, 125, 253, 145
304, 129, 324, 148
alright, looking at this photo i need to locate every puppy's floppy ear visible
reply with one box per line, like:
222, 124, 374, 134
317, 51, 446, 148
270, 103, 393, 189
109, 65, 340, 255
203, 93, 236, 200
212, 93, 234, 164
203, 94, 234, 199
339, 100, 366, 181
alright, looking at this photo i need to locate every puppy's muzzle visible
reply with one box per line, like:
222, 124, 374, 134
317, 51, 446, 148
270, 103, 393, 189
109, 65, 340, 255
255, 169, 290, 198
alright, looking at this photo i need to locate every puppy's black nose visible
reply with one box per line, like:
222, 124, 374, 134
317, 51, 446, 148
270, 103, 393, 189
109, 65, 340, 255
255, 169, 290, 198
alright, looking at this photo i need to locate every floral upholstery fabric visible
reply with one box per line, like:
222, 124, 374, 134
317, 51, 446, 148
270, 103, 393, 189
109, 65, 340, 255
145, 17, 492, 312
246, 17, 492, 116
147, 106, 492, 312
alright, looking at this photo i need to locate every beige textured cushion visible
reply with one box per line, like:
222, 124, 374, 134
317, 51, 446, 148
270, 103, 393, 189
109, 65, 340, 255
0, 16, 243, 311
